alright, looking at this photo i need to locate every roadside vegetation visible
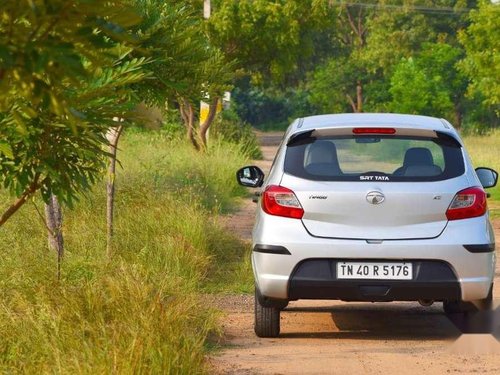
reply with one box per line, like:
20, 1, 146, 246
463, 130, 500, 216
0, 132, 251, 373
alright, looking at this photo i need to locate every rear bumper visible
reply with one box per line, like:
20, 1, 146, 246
252, 214, 496, 302
288, 259, 460, 302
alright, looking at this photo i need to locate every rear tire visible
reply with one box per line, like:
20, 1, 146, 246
254, 289, 280, 337
443, 284, 493, 314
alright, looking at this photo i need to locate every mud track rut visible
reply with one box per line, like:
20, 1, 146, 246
210, 132, 500, 375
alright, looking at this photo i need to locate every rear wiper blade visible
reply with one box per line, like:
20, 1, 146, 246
287, 129, 315, 146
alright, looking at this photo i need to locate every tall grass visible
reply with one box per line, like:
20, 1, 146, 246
462, 129, 500, 217
0, 132, 249, 373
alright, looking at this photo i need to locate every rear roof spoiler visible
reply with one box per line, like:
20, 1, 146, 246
287, 128, 461, 147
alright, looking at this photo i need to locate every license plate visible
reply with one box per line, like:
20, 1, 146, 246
337, 262, 413, 280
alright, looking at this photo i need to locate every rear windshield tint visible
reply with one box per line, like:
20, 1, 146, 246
284, 135, 465, 182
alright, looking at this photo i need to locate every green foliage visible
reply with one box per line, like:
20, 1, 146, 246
389, 58, 434, 114
0, 132, 250, 372
0, 0, 148, 210
309, 56, 365, 113
130, 0, 235, 149
210, 0, 499, 130
389, 42, 467, 121
131, 0, 209, 105
1, 57, 147, 206
133, 0, 234, 103
0, 0, 141, 115
459, 0, 500, 114
232, 77, 314, 129
210, 109, 262, 159
209, 0, 337, 85
361, 1, 471, 74
362, 8, 432, 75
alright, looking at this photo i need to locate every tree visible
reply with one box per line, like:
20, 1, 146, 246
309, 57, 365, 113
389, 42, 468, 126
105, 123, 124, 256
131, 0, 234, 151
305, 1, 377, 114
208, 0, 336, 86
389, 57, 437, 114
208, 0, 339, 125
0, 0, 147, 230
361, 0, 472, 73
459, 0, 500, 114
307, 1, 476, 116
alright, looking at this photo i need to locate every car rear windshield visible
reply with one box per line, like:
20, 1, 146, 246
284, 134, 465, 182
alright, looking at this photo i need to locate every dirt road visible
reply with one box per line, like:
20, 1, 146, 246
210, 132, 500, 375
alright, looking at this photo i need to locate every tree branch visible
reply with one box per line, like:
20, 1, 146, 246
0, 176, 41, 227
346, 94, 357, 113
346, 7, 358, 36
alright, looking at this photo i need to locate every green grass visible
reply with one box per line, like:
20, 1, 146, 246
202, 226, 254, 294
462, 130, 500, 218
0, 132, 251, 374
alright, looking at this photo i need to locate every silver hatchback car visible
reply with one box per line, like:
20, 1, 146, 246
237, 113, 498, 338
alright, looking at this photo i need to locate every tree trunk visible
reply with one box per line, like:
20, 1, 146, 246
346, 94, 357, 113
45, 194, 64, 279
106, 125, 124, 256
454, 103, 462, 130
199, 97, 219, 150
203, 0, 211, 19
186, 100, 200, 151
179, 99, 189, 126
180, 98, 200, 151
356, 80, 363, 113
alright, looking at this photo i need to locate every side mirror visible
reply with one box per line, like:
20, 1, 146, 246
475, 167, 498, 189
236, 166, 265, 188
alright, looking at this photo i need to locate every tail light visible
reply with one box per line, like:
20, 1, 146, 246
446, 187, 487, 220
262, 185, 304, 219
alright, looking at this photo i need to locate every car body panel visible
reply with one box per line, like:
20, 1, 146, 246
281, 174, 469, 240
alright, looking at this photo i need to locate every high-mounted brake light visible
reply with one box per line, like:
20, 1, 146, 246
353, 128, 396, 134
262, 185, 304, 219
446, 187, 487, 220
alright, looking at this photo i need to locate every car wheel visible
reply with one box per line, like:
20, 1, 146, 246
254, 290, 280, 337
443, 284, 493, 314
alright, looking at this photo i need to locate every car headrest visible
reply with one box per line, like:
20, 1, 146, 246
403, 147, 434, 167
306, 141, 339, 166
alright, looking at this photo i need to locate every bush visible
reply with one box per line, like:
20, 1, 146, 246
211, 109, 262, 159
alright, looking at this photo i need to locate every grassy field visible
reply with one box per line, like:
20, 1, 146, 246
0, 131, 251, 374
462, 130, 500, 218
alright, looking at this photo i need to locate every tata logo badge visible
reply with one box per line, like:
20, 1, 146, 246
366, 191, 385, 205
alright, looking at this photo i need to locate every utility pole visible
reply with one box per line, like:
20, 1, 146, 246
204, 0, 211, 19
